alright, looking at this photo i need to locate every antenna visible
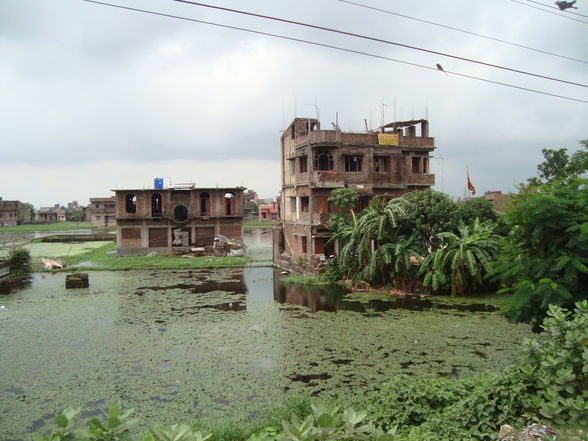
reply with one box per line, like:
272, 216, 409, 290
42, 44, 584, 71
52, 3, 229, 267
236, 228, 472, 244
393, 97, 397, 121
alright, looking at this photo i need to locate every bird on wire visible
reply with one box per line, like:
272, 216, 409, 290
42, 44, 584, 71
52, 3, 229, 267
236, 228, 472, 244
555, 1, 578, 10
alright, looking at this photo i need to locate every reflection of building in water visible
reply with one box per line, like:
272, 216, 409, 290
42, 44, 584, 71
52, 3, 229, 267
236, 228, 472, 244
274, 282, 342, 312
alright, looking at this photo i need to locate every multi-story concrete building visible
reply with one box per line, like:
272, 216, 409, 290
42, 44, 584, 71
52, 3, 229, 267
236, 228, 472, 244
88, 197, 116, 227
0, 199, 30, 227
113, 184, 245, 254
274, 117, 435, 272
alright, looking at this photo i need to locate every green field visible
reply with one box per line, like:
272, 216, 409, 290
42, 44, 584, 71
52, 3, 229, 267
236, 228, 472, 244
0, 221, 93, 232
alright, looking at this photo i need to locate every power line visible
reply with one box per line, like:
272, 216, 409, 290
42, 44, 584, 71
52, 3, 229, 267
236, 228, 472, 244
511, 0, 588, 23
173, 0, 588, 88
522, 0, 588, 18
336, 0, 587, 64
80, 0, 588, 104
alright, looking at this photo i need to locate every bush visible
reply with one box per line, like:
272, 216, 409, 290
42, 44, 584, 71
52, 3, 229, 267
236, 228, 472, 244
7, 247, 32, 277
491, 178, 588, 323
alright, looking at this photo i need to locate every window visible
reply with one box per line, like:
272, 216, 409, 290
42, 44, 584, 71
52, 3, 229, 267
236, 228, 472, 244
174, 205, 188, 221
200, 192, 210, 216
374, 156, 389, 172
95, 204, 100, 209
301, 236, 308, 254
151, 193, 162, 217
125, 194, 137, 213
300, 196, 309, 212
412, 157, 422, 173
299, 156, 308, 173
314, 152, 334, 171
344, 155, 362, 172
224, 192, 235, 215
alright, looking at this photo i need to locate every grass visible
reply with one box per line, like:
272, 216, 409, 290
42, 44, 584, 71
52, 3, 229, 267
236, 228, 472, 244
280, 274, 330, 285
0, 221, 92, 232
244, 219, 276, 229
59, 242, 252, 271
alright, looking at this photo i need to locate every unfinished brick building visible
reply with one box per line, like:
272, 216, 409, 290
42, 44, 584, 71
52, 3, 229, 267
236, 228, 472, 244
114, 185, 244, 255
0, 199, 30, 227
274, 117, 435, 273
88, 197, 116, 227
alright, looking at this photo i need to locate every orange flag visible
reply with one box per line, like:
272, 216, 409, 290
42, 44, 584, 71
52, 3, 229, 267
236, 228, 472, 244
467, 170, 476, 195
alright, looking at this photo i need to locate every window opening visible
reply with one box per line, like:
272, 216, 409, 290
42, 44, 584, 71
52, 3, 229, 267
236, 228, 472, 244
174, 205, 188, 222
125, 194, 137, 213
344, 155, 362, 172
412, 157, 422, 173
314, 152, 334, 171
374, 156, 389, 172
225, 192, 235, 215
301, 236, 308, 254
300, 196, 309, 212
200, 192, 210, 216
299, 156, 308, 173
151, 193, 162, 217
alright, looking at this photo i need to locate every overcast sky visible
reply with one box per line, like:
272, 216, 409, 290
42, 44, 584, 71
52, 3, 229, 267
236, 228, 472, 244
1, 0, 587, 207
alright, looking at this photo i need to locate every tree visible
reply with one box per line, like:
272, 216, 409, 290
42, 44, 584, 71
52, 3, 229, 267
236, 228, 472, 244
491, 178, 588, 323
420, 219, 501, 296
328, 188, 359, 214
400, 189, 457, 251
454, 198, 498, 226
527, 139, 588, 186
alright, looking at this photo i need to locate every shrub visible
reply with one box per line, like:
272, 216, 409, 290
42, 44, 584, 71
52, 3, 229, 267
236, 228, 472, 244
7, 247, 32, 277
492, 178, 588, 323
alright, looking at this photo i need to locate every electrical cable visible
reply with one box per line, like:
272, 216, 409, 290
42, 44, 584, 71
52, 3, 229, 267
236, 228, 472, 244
511, 0, 588, 24
523, 0, 588, 18
336, 0, 587, 64
172, 0, 588, 88
80, 0, 588, 104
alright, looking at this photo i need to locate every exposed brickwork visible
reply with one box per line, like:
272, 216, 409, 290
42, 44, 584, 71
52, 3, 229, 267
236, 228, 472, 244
277, 117, 436, 274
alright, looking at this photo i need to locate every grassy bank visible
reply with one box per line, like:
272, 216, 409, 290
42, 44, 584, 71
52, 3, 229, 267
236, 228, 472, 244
59, 242, 252, 270
244, 219, 276, 229
0, 221, 92, 232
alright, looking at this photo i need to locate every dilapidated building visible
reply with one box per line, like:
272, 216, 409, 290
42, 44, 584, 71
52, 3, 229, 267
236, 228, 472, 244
0, 199, 29, 227
88, 197, 116, 227
114, 184, 245, 254
274, 117, 435, 273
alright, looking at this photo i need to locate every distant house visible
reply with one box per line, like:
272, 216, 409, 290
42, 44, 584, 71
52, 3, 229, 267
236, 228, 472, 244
88, 197, 116, 227
113, 184, 245, 254
484, 191, 511, 213
259, 201, 279, 221
37, 207, 59, 223
0, 199, 30, 226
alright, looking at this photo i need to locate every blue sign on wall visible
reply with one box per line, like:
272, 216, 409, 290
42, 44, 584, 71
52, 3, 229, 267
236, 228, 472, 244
154, 178, 164, 190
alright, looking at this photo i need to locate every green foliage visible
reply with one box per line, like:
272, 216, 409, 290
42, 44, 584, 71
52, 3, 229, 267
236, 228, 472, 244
527, 139, 588, 186
454, 198, 499, 226
519, 301, 588, 427
491, 178, 588, 322
332, 195, 420, 287
328, 188, 359, 214
86, 400, 138, 440
400, 189, 457, 250
32, 408, 81, 441
7, 246, 32, 276
143, 424, 211, 441
420, 219, 501, 295
247, 403, 396, 441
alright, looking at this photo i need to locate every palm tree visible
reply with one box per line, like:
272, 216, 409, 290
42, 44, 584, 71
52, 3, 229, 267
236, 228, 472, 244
420, 218, 501, 295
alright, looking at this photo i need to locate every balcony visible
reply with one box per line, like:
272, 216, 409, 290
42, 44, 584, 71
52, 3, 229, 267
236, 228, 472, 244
407, 173, 435, 186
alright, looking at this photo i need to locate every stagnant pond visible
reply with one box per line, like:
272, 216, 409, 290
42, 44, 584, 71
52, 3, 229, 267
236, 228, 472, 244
0, 230, 532, 439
